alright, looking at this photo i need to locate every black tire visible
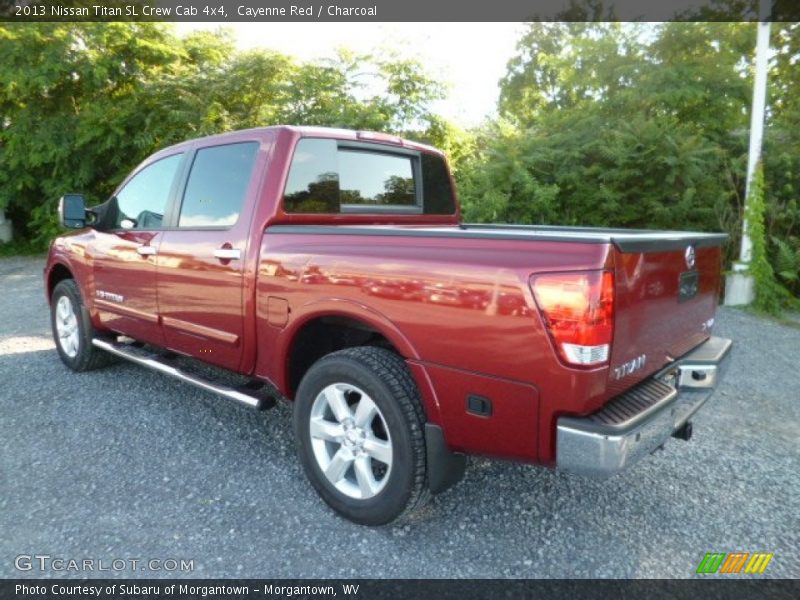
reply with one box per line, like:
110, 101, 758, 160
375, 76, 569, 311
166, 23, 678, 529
293, 346, 430, 525
50, 279, 116, 372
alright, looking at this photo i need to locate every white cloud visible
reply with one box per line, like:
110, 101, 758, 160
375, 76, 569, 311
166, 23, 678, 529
179, 213, 239, 227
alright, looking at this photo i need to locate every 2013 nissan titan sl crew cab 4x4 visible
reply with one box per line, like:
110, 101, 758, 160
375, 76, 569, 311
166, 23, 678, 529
46, 126, 732, 525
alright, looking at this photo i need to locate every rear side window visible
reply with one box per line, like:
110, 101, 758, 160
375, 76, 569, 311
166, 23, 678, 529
283, 139, 339, 213
283, 138, 455, 215
178, 142, 259, 228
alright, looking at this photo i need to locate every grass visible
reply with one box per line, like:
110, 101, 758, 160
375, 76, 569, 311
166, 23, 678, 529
0, 239, 46, 257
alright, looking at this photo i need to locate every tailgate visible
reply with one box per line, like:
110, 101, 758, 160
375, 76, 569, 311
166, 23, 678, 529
606, 241, 724, 396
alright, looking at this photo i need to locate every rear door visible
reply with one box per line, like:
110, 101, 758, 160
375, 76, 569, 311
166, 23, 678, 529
91, 152, 185, 346
156, 140, 262, 371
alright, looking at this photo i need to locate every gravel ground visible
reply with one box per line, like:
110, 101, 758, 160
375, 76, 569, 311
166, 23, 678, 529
0, 255, 798, 579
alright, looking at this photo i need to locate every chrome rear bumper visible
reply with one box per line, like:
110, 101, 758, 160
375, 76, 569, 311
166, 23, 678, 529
556, 336, 732, 477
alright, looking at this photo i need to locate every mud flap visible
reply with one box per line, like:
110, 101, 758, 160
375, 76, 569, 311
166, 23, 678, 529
425, 423, 466, 494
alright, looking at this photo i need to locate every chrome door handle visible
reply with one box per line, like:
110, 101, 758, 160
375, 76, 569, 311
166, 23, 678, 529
213, 247, 241, 260
137, 245, 157, 256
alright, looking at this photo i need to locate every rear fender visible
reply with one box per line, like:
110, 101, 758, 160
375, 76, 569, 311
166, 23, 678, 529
276, 300, 440, 410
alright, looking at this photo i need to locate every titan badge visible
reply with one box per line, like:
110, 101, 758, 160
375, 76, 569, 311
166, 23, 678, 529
612, 353, 647, 380
96, 290, 124, 303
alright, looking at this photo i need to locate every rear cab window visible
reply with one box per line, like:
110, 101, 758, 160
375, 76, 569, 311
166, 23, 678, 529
283, 138, 456, 215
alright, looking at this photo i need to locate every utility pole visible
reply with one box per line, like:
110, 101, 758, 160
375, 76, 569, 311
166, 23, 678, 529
725, 0, 771, 305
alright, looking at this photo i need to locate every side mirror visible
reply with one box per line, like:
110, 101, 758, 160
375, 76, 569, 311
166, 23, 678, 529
58, 194, 87, 229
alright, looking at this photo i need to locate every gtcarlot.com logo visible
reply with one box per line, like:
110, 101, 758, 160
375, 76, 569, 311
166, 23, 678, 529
14, 554, 194, 573
696, 552, 773, 574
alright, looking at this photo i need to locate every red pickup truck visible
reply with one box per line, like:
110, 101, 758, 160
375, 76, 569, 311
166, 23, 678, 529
45, 126, 732, 525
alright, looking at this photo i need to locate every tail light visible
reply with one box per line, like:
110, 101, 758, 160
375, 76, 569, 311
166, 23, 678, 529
531, 270, 614, 367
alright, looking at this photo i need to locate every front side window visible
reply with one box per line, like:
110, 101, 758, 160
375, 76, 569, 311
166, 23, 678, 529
178, 142, 259, 228
283, 138, 456, 215
115, 153, 183, 229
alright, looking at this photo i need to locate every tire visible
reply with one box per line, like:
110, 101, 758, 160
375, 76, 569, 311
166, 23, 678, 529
293, 346, 430, 525
50, 279, 115, 372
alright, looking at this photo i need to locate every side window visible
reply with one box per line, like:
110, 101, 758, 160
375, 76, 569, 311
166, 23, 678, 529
420, 153, 457, 215
115, 153, 183, 229
283, 138, 340, 214
178, 142, 259, 228
282, 138, 455, 215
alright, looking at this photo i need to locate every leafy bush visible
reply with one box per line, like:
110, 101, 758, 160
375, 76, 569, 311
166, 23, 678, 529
0, 23, 444, 248
457, 22, 799, 305
745, 166, 796, 313
772, 235, 800, 295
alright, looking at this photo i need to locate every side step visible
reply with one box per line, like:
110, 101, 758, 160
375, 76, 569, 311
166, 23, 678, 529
92, 338, 274, 410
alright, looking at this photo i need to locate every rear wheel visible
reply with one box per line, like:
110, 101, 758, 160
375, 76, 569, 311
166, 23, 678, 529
50, 279, 115, 371
293, 346, 429, 525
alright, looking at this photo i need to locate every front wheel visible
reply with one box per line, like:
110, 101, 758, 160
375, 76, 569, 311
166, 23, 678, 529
293, 346, 430, 525
50, 279, 115, 371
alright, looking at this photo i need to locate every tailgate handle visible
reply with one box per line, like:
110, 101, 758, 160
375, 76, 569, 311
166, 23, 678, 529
213, 247, 241, 261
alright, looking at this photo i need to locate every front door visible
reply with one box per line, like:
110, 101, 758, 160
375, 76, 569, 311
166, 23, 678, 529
91, 153, 185, 345
156, 141, 261, 372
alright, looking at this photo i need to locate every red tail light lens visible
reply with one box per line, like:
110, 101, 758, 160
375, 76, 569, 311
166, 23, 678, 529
531, 270, 615, 367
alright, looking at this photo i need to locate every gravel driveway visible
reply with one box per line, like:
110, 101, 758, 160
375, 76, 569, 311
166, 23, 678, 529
1, 256, 797, 579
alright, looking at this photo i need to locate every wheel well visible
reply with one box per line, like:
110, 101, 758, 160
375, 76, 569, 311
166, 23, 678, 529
287, 316, 398, 396
48, 263, 74, 300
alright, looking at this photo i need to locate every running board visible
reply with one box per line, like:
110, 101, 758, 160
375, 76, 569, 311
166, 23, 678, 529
92, 338, 271, 409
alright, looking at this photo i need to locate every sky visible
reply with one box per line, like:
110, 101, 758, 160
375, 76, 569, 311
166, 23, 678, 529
175, 23, 524, 126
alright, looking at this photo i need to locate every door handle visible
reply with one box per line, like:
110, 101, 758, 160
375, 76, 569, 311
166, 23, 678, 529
137, 245, 157, 256
213, 247, 241, 261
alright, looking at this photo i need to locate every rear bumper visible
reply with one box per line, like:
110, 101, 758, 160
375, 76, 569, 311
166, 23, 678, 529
556, 336, 732, 477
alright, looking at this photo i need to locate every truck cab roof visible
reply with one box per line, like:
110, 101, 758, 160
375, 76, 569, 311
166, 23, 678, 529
152, 125, 444, 159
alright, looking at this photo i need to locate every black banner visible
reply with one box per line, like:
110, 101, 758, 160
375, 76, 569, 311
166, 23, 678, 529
3, 579, 800, 600
1, 0, 799, 22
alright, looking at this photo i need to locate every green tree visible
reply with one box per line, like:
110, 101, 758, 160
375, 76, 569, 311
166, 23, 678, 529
763, 22, 800, 297
459, 20, 800, 304
463, 24, 747, 258
0, 23, 446, 247
0, 23, 232, 244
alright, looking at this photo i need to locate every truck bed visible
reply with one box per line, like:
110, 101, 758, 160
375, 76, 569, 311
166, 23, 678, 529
261, 221, 726, 462
269, 223, 728, 253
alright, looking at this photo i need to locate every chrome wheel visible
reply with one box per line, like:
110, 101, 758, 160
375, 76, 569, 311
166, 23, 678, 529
55, 295, 80, 358
309, 383, 393, 500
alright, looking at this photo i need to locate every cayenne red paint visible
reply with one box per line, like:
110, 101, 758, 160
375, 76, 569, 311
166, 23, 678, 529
44, 126, 725, 467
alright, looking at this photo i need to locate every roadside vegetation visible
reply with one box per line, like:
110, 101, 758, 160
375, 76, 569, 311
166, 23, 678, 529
0, 21, 798, 311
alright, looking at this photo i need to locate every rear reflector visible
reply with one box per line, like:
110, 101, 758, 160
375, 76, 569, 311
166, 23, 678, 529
531, 270, 614, 367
